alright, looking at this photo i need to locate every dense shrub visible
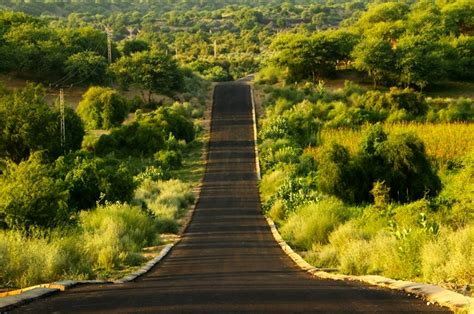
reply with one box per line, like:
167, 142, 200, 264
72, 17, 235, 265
80, 202, 157, 270
316, 143, 368, 203
55, 154, 135, 211
435, 151, 474, 228
95, 106, 194, 157
77, 86, 129, 130
281, 198, 350, 250
317, 125, 441, 203
0, 229, 90, 288
134, 179, 194, 233
0, 84, 84, 162
0, 153, 69, 230
422, 225, 474, 285
65, 51, 108, 85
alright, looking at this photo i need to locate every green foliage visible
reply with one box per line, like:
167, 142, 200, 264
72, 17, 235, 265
422, 225, 474, 285
77, 86, 129, 130
281, 198, 350, 250
269, 30, 358, 83
0, 153, 69, 230
120, 39, 149, 56
80, 202, 157, 270
134, 179, 194, 233
54, 154, 135, 211
65, 51, 108, 85
317, 126, 441, 204
111, 50, 183, 102
95, 106, 194, 157
435, 151, 474, 228
0, 229, 90, 288
0, 83, 84, 162
396, 35, 451, 90
316, 143, 368, 204
352, 36, 396, 87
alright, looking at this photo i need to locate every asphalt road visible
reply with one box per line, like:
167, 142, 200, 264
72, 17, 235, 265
15, 82, 450, 313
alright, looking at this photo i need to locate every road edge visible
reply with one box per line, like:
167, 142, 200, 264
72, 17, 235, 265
248, 83, 474, 314
0, 84, 216, 313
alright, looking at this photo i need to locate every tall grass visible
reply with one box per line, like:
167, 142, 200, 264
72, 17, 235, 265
134, 179, 194, 233
80, 203, 157, 270
0, 230, 90, 288
422, 225, 474, 285
0, 202, 159, 288
310, 123, 474, 169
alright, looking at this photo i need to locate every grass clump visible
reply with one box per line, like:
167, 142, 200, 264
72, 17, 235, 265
422, 225, 474, 285
80, 202, 157, 271
134, 179, 194, 233
0, 229, 90, 288
280, 198, 350, 251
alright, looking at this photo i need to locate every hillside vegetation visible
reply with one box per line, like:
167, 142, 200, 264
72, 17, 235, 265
0, 0, 472, 291
256, 0, 473, 289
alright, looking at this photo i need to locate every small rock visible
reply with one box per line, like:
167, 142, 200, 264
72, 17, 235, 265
461, 285, 471, 297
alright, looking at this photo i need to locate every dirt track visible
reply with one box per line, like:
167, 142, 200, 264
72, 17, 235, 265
15, 82, 450, 313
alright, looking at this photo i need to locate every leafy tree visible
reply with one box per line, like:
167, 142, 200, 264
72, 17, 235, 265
352, 36, 396, 88
396, 35, 450, 90
120, 39, 150, 56
441, 0, 474, 36
451, 34, 474, 80
77, 86, 129, 130
95, 106, 194, 157
270, 32, 340, 82
317, 125, 441, 204
355, 2, 409, 32
65, 51, 108, 85
111, 50, 183, 103
0, 152, 69, 230
59, 26, 112, 60
327, 30, 360, 69
54, 154, 135, 211
0, 84, 84, 163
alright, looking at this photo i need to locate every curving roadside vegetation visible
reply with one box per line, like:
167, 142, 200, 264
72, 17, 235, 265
0, 78, 210, 289
257, 82, 473, 291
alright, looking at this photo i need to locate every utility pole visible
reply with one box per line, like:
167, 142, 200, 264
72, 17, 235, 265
105, 26, 113, 64
127, 26, 134, 39
213, 40, 218, 58
59, 88, 66, 152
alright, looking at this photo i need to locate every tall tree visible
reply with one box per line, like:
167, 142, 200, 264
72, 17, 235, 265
111, 50, 183, 103
352, 36, 396, 88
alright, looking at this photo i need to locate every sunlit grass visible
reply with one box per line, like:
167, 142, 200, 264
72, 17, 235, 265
308, 122, 474, 169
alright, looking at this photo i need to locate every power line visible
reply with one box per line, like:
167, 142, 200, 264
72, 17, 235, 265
59, 88, 66, 153
105, 25, 113, 64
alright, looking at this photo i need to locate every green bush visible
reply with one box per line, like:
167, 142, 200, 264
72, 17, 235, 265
77, 86, 129, 130
55, 154, 135, 211
0, 229, 91, 288
0, 83, 84, 162
316, 143, 369, 203
317, 125, 441, 204
0, 153, 69, 230
422, 225, 474, 285
95, 106, 194, 157
155, 150, 182, 170
259, 169, 286, 205
281, 198, 349, 250
65, 51, 108, 85
80, 202, 157, 270
134, 179, 194, 233
435, 151, 474, 228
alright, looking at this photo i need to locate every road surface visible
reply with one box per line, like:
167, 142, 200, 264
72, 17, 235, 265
16, 82, 449, 313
